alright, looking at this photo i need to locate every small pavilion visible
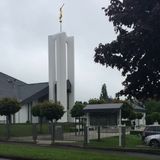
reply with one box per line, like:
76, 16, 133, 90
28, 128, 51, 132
83, 103, 123, 127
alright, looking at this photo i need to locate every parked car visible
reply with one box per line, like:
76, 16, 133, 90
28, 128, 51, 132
144, 134, 160, 147
142, 125, 160, 140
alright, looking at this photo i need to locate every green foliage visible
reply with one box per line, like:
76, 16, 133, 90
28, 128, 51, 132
70, 103, 85, 118
0, 98, 20, 116
145, 100, 160, 124
150, 112, 160, 123
94, 0, 160, 100
121, 101, 137, 121
121, 102, 133, 119
32, 101, 65, 122
42, 101, 64, 121
121, 102, 132, 119
99, 83, 109, 102
145, 100, 160, 114
88, 98, 105, 104
145, 114, 154, 125
129, 111, 137, 120
32, 103, 44, 118
136, 113, 143, 120
130, 130, 143, 136
146, 112, 160, 125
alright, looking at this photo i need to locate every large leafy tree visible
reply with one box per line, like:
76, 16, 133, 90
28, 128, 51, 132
94, 0, 160, 100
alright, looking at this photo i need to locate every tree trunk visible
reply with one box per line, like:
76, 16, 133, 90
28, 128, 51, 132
39, 117, 43, 133
51, 120, 55, 144
78, 117, 80, 135
8, 115, 11, 124
75, 118, 77, 136
6, 115, 10, 140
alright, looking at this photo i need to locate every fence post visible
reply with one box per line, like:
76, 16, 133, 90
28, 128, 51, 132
51, 121, 55, 144
83, 125, 88, 146
6, 122, 10, 140
119, 124, 126, 147
32, 123, 37, 143
97, 126, 101, 141
121, 126, 126, 147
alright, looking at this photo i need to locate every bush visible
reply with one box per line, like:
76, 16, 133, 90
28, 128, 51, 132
130, 130, 143, 136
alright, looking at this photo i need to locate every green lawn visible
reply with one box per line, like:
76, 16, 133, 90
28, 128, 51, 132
0, 143, 155, 160
0, 123, 76, 138
89, 135, 145, 148
0, 124, 49, 137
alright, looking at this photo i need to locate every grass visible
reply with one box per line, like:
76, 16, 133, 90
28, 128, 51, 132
89, 135, 144, 148
0, 123, 76, 137
0, 143, 155, 160
0, 124, 49, 137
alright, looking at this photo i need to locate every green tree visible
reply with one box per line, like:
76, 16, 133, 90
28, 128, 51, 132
94, 0, 160, 100
42, 101, 64, 122
0, 98, 20, 124
42, 101, 64, 143
129, 111, 137, 121
71, 102, 85, 135
136, 112, 143, 120
150, 112, 160, 124
100, 83, 109, 102
0, 98, 20, 139
121, 102, 133, 119
145, 100, 160, 114
88, 98, 105, 104
146, 114, 154, 125
70, 102, 85, 118
121, 101, 137, 125
145, 100, 160, 124
32, 103, 44, 133
136, 112, 143, 126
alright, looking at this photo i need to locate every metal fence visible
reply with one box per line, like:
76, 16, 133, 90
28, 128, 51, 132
0, 123, 129, 147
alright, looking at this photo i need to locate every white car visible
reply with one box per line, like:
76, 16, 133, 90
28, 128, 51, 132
144, 134, 160, 147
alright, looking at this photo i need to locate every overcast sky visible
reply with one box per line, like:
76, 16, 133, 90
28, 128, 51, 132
0, 0, 124, 102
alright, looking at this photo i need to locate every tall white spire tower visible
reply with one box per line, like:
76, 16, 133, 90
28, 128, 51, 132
48, 32, 75, 122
